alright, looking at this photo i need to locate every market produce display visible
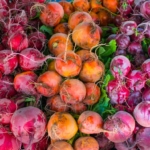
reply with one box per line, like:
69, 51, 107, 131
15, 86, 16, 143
0, 0, 150, 149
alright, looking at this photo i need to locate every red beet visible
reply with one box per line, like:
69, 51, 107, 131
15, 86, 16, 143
10, 106, 47, 144
0, 126, 21, 150
0, 50, 18, 75
141, 59, 150, 78
140, 1, 150, 19
104, 111, 135, 143
110, 55, 131, 79
0, 98, 17, 124
0, 75, 17, 98
106, 79, 130, 104
13, 10, 28, 26
142, 87, 150, 101
136, 127, 150, 150
120, 21, 137, 35
127, 91, 142, 108
14, 71, 39, 96
127, 42, 142, 54
23, 134, 49, 150
18, 48, 49, 71
8, 31, 29, 52
116, 34, 130, 50
133, 101, 150, 127
126, 70, 146, 91
28, 31, 46, 51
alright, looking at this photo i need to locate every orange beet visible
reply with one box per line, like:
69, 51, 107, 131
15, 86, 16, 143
97, 9, 111, 26
72, 21, 100, 49
35, 71, 62, 97
103, 0, 119, 13
89, 11, 100, 24
60, 79, 86, 105
68, 11, 92, 30
47, 141, 73, 150
74, 136, 99, 150
73, 0, 90, 12
48, 60, 56, 71
78, 111, 103, 134
48, 33, 73, 56
90, 0, 103, 13
83, 82, 100, 105
76, 50, 98, 61
70, 102, 87, 114
55, 51, 82, 78
47, 112, 78, 140
40, 2, 64, 27
46, 95, 69, 112
54, 23, 70, 34
79, 58, 105, 82
59, 1, 74, 16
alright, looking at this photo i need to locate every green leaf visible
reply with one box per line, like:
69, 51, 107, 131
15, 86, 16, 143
102, 109, 117, 119
101, 27, 119, 38
30, 8, 40, 20
68, 132, 88, 145
104, 58, 112, 72
92, 72, 116, 119
40, 25, 53, 37
96, 0, 102, 4
146, 79, 150, 87
68, 132, 80, 145
111, 27, 119, 34
25, 97, 36, 102
60, 13, 69, 23
126, 54, 134, 61
142, 38, 150, 54
122, 2, 128, 10
101, 40, 117, 57
97, 47, 106, 56
97, 40, 117, 57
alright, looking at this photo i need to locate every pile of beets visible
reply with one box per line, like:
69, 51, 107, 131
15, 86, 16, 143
0, 0, 150, 150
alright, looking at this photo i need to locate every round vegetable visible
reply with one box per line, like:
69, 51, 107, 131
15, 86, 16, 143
0, 126, 21, 150
110, 55, 131, 79
72, 21, 100, 49
55, 51, 82, 78
83, 82, 100, 105
0, 98, 17, 124
78, 110, 103, 134
47, 112, 78, 140
10, 106, 47, 144
36, 71, 62, 97
74, 136, 99, 150
79, 57, 105, 82
103, 111, 135, 143
73, 0, 90, 12
68, 11, 92, 30
106, 79, 130, 104
40, 2, 64, 27
46, 95, 69, 112
48, 33, 73, 56
133, 101, 150, 127
47, 140, 73, 150
60, 79, 86, 105
14, 71, 39, 96
136, 127, 150, 150
0, 50, 18, 75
